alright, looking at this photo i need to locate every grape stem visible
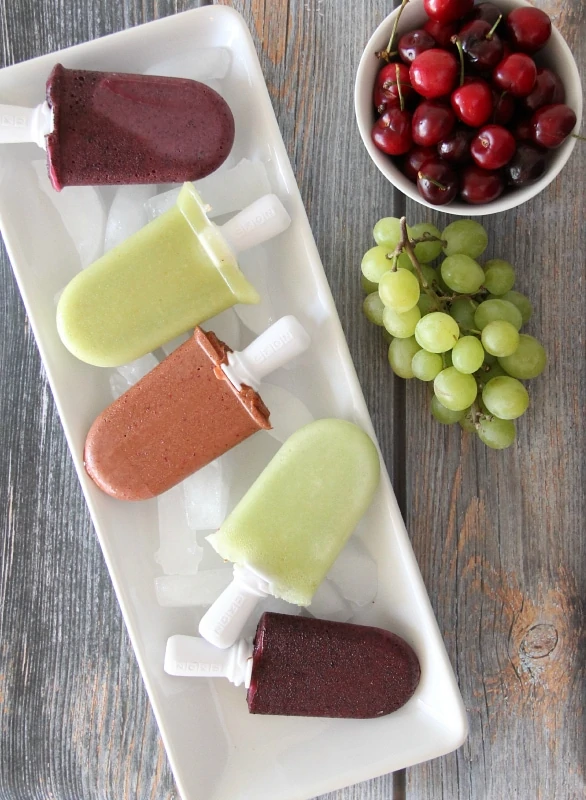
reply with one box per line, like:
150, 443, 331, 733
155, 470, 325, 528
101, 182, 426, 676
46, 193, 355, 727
375, 0, 410, 62
398, 217, 445, 310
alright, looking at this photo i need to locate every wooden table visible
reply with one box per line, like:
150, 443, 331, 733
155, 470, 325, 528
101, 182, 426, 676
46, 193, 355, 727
0, 1, 584, 798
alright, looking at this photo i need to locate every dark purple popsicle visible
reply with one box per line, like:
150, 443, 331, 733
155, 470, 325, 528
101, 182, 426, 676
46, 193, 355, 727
45, 64, 235, 190
247, 613, 421, 718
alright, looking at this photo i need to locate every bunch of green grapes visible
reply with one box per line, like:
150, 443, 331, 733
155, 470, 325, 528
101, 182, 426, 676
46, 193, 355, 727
361, 218, 547, 450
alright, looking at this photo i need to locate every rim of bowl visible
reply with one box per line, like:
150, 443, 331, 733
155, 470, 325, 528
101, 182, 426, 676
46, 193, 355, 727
354, 0, 583, 216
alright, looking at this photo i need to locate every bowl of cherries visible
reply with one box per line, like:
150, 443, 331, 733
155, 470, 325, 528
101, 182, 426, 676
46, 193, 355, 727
354, 0, 583, 213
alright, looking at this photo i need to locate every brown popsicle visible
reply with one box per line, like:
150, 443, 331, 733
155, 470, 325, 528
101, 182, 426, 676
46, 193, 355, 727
84, 328, 270, 501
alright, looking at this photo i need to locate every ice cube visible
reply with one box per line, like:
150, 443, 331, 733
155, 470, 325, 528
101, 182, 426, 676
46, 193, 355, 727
144, 159, 271, 222
155, 485, 204, 575
308, 579, 354, 623
154, 569, 232, 607
233, 249, 275, 335
32, 160, 105, 268
109, 372, 131, 400
117, 353, 158, 385
145, 47, 231, 81
240, 595, 302, 640
183, 457, 231, 531
104, 184, 156, 252
201, 308, 241, 351
327, 537, 378, 607
256, 383, 314, 444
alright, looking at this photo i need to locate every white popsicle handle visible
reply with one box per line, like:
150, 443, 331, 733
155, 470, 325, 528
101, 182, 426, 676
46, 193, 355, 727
198, 565, 270, 649
219, 194, 291, 254
222, 315, 311, 391
0, 102, 52, 148
164, 635, 253, 687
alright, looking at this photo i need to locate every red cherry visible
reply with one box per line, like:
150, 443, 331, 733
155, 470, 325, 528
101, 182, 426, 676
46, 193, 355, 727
417, 157, 458, 205
506, 7, 552, 54
470, 124, 516, 169
424, 0, 474, 24
437, 127, 474, 164
493, 53, 537, 97
466, 2, 502, 27
402, 146, 437, 182
531, 104, 577, 149
513, 117, 533, 142
372, 108, 413, 155
412, 100, 456, 146
398, 29, 437, 64
410, 49, 458, 99
458, 20, 504, 71
491, 90, 516, 125
373, 63, 414, 113
451, 78, 493, 127
524, 68, 566, 112
423, 19, 458, 48
460, 165, 504, 204
505, 143, 548, 187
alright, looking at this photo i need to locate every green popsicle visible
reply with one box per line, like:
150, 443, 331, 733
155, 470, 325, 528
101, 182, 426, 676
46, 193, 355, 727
56, 184, 288, 367
206, 419, 381, 606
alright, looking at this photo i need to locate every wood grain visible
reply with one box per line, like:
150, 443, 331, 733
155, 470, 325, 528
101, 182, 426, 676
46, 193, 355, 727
1, 0, 585, 799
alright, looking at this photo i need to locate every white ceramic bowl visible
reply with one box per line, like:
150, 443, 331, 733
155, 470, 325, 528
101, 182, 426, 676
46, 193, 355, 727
355, 0, 583, 216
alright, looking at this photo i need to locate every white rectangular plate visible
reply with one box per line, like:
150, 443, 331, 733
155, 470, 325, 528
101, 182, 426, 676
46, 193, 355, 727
0, 7, 467, 800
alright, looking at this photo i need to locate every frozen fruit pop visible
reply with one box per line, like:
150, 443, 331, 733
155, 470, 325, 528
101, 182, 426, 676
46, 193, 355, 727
198, 419, 380, 648
84, 316, 311, 501
166, 612, 421, 719
56, 186, 291, 367
0, 64, 234, 190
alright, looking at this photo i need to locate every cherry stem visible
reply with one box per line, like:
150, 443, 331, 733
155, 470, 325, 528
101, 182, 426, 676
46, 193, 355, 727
418, 171, 448, 190
376, 0, 410, 61
486, 14, 502, 40
396, 63, 404, 112
451, 36, 465, 87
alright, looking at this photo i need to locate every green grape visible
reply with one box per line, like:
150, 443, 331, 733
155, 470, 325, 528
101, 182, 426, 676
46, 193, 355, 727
442, 219, 488, 259
498, 334, 547, 379
490, 290, 533, 324
409, 222, 443, 263
452, 335, 485, 374
362, 292, 386, 326
431, 395, 466, 424
382, 328, 393, 344
474, 299, 523, 331
442, 349, 453, 368
419, 264, 438, 287
373, 217, 403, 249
441, 254, 485, 294
383, 304, 421, 338
459, 412, 477, 432
412, 350, 443, 381
476, 362, 506, 390
378, 268, 420, 313
396, 252, 413, 271
417, 292, 437, 316
477, 417, 516, 449
361, 274, 379, 294
482, 376, 529, 420
415, 312, 460, 353
434, 367, 478, 411
481, 320, 520, 357
483, 259, 515, 295
361, 245, 393, 283
388, 336, 421, 378
449, 296, 478, 331
483, 351, 497, 365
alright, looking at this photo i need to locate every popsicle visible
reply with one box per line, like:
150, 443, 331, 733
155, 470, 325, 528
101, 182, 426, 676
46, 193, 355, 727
198, 419, 381, 648
0, 64, 234, 190
166, 612, 421, 719
84, 316, 311, 501
56, 186, 291, 367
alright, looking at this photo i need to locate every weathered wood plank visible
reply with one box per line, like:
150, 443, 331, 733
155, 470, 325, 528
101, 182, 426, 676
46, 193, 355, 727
0, 3, 209, 799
